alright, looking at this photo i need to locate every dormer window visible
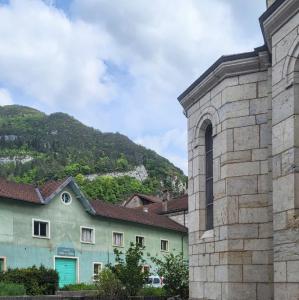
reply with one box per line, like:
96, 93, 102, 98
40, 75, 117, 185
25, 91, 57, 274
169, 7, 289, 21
61, 192, 72, 205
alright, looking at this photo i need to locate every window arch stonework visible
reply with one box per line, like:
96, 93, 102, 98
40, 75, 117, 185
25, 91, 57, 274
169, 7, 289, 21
193, 115, 215, 232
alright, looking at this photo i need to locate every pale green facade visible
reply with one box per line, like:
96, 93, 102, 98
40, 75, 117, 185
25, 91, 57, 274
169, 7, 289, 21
0, 184, 188, 285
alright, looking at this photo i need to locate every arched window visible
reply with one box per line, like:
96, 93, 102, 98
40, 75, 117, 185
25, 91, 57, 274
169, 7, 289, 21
205, 124, 213, 230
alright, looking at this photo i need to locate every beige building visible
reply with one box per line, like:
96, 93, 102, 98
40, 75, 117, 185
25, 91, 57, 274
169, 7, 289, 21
178, 0, 299, 299
124, 193, 188, 227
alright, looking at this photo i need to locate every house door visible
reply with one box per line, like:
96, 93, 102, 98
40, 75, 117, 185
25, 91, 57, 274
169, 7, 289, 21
55, 257, 77, 287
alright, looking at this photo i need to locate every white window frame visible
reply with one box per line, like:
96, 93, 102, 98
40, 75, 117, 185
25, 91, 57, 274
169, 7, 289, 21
61, 191, 72, 205
32, 218, 50, 239
92, 262, 103, 281
80, 226, 95, 244
136, 235, 145, 247
160, 239, 169, 252
112, 231, 124, 247
0, 257, 7, 272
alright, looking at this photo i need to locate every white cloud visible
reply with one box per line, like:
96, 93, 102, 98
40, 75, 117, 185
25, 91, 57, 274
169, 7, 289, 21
0, 0, 266, 172
0, 0, 112, 109
0, 88, 13, 105
135, 129, 187, 174
70, 0, 265, 170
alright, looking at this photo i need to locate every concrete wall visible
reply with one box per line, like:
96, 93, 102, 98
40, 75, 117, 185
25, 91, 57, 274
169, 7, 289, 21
0, 186, 187, 284
168, 211, 188, 228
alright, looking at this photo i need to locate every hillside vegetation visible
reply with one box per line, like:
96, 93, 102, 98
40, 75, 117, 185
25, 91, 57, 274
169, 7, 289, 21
0, 105, 186, 203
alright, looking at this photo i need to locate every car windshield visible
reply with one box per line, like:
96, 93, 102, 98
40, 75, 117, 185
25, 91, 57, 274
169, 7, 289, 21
146, 278, 153, 284
153, 278, 160, 284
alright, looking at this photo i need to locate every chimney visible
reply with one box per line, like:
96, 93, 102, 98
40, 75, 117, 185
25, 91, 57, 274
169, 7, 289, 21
162, 190, 170, 212
266, 0, 276, 8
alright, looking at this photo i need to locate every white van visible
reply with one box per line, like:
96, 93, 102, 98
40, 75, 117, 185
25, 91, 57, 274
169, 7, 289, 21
145, 275, 162, 288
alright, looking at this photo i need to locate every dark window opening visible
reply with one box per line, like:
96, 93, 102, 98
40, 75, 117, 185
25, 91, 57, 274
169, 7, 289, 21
33, 220, 48, 238
205, 124, 213, 230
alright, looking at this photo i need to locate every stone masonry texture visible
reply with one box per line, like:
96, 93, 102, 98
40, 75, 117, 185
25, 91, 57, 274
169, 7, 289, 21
179, 0, 299, 299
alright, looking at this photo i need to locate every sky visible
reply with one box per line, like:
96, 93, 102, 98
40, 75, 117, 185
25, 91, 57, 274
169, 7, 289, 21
0, 0, 266, 174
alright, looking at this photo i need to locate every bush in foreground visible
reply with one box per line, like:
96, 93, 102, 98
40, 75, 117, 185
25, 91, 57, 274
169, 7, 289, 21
95, 268, 126, 299
0, 265, 58, 295
152, 253, 188, 300
0, 282, 26, 296
109, 243, 149, 296
138, 287, 166, 297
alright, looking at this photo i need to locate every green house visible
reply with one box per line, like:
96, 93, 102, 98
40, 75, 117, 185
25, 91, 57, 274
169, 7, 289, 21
0, 177, 188, 287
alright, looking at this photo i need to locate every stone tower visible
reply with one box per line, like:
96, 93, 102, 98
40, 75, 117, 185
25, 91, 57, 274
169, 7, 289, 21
179, 0, 299, 299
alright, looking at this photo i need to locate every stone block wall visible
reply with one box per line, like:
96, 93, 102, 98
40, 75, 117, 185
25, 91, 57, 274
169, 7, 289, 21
184, 2, 299, 299
187, 55, 273, 299
271, 10, 299, 300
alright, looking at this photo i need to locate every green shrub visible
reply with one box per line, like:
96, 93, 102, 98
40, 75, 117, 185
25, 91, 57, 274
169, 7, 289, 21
94, 268, 126, 299
0, 282, 26, 296
109, 243, 149, 296
0, 265, 58, 295
152, 253, 188, 299
138, 287, 166, 297
60, 283, 97, 291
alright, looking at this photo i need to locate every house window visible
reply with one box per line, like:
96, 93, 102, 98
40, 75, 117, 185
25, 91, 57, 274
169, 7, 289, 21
161, 239, 169, 252
0, 258, 6, 272
136, 236, 145, 247
61, 192, 72, 205
81, 227, 95, 244
205, 123, 214, 230
112, 232, 124, 247
143, 265, 150, 273
93, 262, 102, 280
32, 219, 50, 239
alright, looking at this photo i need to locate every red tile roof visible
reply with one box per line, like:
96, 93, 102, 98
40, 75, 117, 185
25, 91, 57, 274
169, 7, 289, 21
0, 177, 69, 204
123, 193, 161, 206
91, 200, 187, 233
0, 178, 187, 233
39, 179, 67, 199
137, 194, 188, 214
137, 194, 161, 203
0, 177, 40, 203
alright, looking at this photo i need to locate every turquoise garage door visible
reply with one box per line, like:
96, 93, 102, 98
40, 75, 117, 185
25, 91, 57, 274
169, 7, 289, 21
55, 258, 77, 288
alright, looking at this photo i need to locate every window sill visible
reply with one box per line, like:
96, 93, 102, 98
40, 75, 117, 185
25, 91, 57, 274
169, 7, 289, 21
80, 241, 95, 245
32, 235, 50, 240
113, 244, 124, 248
200, 229, 214, 240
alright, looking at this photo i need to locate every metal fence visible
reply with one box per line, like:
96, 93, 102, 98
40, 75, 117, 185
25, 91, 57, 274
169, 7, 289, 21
0, 296, 167, 300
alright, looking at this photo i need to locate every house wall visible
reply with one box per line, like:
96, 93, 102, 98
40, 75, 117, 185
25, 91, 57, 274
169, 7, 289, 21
186, 59, 273, 299
167, 211, 188, 228
0, 186, 188, 284
125, 195, 144, 208
270, 9, 299, 300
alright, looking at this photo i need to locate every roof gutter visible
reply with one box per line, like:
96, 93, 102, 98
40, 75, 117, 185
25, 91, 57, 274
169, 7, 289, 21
178, 46, 269, 112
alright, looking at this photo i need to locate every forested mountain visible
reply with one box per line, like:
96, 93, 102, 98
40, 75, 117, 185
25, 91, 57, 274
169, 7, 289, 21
0, 105, 186, 203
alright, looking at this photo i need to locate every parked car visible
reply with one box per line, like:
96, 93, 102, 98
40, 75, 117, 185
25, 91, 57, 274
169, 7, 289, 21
145, 275, 163, 288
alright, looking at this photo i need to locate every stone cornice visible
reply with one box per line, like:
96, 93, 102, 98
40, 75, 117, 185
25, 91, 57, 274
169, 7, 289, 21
178, 51, 269, 112
260, 0, 299, 51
